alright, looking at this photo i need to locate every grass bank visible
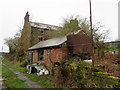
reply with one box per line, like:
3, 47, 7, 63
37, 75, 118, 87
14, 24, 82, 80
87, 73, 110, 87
108, 48, 118, 52
2, 58, 120, 88
1, 64, 29, 88
2, 59, 54, 88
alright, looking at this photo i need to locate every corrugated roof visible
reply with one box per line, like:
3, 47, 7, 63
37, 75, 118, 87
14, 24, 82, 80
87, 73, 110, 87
28, 36, 67, 50
30, 21, 60, 30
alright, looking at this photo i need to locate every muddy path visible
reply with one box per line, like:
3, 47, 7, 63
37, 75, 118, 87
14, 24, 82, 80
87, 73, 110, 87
2, 62, 42, 88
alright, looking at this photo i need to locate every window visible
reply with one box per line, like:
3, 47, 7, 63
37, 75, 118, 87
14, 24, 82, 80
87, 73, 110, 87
39, 36, 44, 41
28, 52, 33, 64
38, 50, 44, 61
41, 30, 44, 34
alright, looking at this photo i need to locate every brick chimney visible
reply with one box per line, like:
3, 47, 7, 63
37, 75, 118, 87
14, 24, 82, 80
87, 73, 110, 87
24, 11, 29, 23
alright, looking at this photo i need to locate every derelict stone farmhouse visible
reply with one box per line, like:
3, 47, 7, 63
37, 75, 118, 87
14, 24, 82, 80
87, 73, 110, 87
21, 12, 60, 51
28, 30, 92, 68
21, 12, 92, 74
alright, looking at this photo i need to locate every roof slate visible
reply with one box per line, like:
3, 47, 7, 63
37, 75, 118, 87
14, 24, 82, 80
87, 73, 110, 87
30, 21, 60, 30
28, 36, 67, 50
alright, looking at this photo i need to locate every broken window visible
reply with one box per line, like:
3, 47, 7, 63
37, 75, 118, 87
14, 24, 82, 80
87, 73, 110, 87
38, 36, 44, 41
54, 62, 60, 67
28, 52, 33, 64
41, 30, 44, 34
38, 50, 44, 61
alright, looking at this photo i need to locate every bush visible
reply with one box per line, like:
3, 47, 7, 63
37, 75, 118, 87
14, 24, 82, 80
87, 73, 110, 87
52, 59, 120, 88
20, 60, 28, 67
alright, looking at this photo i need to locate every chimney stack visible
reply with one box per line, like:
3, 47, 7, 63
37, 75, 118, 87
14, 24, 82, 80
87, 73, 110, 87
24, 11, 29, 22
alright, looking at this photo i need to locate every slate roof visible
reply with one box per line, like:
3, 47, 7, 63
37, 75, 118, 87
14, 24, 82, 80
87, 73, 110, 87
28, 36, 67, 50
30, 21, 60, 30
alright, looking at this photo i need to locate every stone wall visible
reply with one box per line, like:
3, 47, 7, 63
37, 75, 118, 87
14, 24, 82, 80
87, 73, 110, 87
21, 12, 31, 51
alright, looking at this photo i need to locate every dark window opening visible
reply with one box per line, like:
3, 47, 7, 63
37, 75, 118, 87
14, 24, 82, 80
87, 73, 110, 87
28, 52, 33, 64
41, 30, 44, 34
38, 50, 44, 61
54, 62, 60, 67
31, 67, 37, 73
44, 28, 49, 30
39, 37, 44, 41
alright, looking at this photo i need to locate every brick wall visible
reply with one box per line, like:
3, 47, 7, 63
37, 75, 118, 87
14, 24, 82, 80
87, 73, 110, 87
43, 47, 68, 67
67, 31, 93, 54
32, 50, 38, 64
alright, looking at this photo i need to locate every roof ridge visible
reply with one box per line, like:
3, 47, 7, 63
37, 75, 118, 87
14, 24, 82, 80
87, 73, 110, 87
28, 35, 67, 50
30, 21, 60, 27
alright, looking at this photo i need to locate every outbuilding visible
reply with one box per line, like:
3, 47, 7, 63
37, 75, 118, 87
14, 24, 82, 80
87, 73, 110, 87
28, 35, 68, 67
27, 30, 93, 74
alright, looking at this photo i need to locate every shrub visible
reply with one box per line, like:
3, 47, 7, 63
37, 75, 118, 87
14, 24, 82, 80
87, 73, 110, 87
20, 60, 28, 67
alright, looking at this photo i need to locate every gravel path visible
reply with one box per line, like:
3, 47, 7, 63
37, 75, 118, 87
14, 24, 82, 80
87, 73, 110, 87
2, 62, 42, 88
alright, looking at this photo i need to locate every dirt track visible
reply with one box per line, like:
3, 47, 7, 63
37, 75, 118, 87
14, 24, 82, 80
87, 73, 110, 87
2, 62, 42, 88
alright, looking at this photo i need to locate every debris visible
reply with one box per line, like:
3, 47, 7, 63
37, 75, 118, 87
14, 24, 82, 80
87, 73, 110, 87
37, 69, 49, 76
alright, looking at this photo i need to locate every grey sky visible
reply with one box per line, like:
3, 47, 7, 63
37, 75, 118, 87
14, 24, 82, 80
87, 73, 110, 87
0, 0, 119, 52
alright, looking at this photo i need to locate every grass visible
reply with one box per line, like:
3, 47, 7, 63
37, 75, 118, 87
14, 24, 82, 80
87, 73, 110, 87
61, 60, 120, 88
2, 58, 120, 88
108, 48, 118, 52
25, 74, 53, 88
2, 59, 26, 73
2, 59, 54, 88
92, 72, 120, 88
0, 62, 2, 75
2, 64, 29, 88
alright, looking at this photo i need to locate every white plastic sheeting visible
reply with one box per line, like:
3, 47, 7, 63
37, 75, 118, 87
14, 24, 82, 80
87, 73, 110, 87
35, 66, 49, 76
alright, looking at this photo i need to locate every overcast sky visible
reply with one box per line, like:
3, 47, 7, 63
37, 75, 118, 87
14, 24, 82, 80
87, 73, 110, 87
0, 0, 119, 52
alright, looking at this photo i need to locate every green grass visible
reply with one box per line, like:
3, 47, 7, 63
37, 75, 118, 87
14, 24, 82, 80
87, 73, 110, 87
2, 59, 26, 73
2, 59, 54, 88
2, 64, 29, 88
108, 48, 118, 51
26, 74, 53, 88
91, 72, 120, 88
0, 63, 2, 75
2, 58, 119, 88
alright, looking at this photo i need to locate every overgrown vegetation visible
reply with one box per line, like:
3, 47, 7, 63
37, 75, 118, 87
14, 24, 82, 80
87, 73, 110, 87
108, 48, 118, 52
4, 30, 25, 62
4, 16, 109, 63
3, 15, 118, 88
51, 56, 120, 88
45, 17, 109, 59
25, 74, 53, 88
2, 59, 53, 88
2, 59, 26, 73
1, 63, 29, 88
45, 17, 80, 39
2, 58, 120, 88
105, 41, 119, 52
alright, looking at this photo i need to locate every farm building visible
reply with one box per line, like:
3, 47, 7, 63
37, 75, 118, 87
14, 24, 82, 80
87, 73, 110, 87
28, 35, 68, 67
21, 12, 60, 51
67, 30, 93, 54
27, 30, 92, 74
